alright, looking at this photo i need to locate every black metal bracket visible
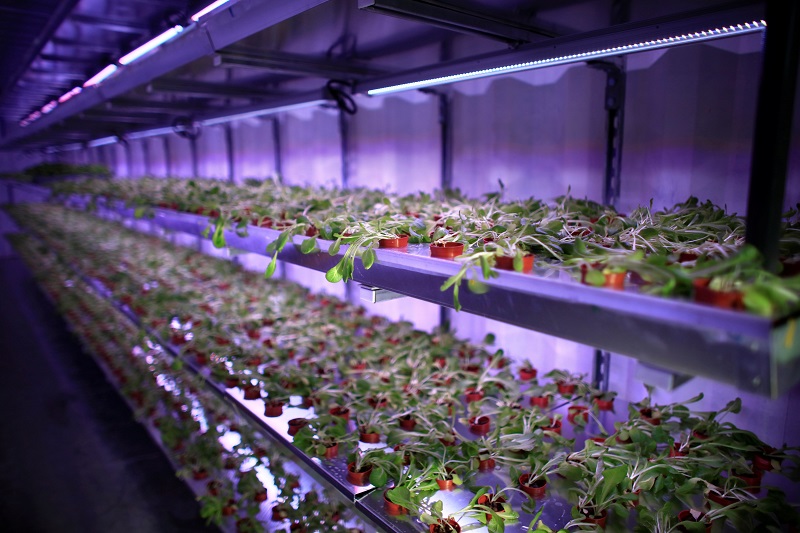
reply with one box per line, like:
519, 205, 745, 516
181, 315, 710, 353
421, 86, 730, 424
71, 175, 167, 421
587, 60, 626, 207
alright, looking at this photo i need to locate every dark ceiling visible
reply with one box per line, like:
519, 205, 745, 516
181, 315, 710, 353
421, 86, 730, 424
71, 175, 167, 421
0, 0, 764, 152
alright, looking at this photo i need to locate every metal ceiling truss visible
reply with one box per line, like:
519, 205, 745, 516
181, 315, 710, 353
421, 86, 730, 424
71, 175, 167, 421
67, 13, 150, 34
357, 0, 562, 44
146, 78, 280, 99
214, 49, 385, 79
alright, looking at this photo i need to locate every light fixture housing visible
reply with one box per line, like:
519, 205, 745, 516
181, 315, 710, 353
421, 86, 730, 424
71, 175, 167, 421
191, 0, 235, 22
83, 64, 118, 87
118, 25, 184, 66
199, 94, 329, 126
87, 136, 118, 147
359, 4, 765, 96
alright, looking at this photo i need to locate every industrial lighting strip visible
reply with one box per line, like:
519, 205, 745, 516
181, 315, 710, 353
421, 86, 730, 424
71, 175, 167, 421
359, 3, 766, 96
19, 1, 237, 128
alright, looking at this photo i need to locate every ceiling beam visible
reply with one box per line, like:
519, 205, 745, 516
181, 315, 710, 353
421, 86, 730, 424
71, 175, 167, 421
40, 53, 99, 65
147, 78, 279, 99
51, 37, 119, 54
358, 0, 561, 44
104, 98, 212, 114
215, 49, 386, 79
67, 13, 150, 34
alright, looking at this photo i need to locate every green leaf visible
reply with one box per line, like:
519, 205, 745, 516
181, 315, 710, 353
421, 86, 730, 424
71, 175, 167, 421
329, 238, 342, 256
513, 253, 523, 272
468, 279, 489, 294
369, 467, 388, 487
264, 252, 278, 279
362, 247, 376, 269
480, 255, 491, 279
134, 206, 146, 219
585, 268, 605, 286
325, 263, 344, 283
300, 237, 318, 254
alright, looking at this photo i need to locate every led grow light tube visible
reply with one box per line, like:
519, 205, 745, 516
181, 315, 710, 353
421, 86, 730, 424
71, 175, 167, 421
83, 64, 118, 88
191, 0, 234, 22
200, 99, 328, 126
119, 25, 184, 66
368, 19, 766, 96
125, 127, 176, 140
58, 86, 82, 103
87, 136, 118, 148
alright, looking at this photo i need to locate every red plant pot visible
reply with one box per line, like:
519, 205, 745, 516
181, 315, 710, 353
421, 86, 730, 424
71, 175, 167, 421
557, 382, 576, 395
753, 454, 774, 472
519, 367, 538, 381
287, 418, 308, 436
593, 397, 614, 410
384, 490, 407, 516
734, 471, 762, 494
323, 442, 339, 460
359, 430, 381, 444
567, 405, 589, 424
243, 385, 261, 400
346, 462, 373, 486
542, 418, 562, 434
329, 406, 350, 421
192, 469, 209, 481
399, 415, 417, 431
580, 509, 607, 528
494, 253, 534, 273
604, 271, 626, 290
530, 395, 550, 408
693, 278, 744, 310
669, 443, 688, 458
518, 474, 547, 499
465, 387, 485, 403
264, 401, 284, 418
677, 510, 711, 532
469, 416, 491, 435
639, 408, 662, 425
224, 376, 240, 389
378, 235, 409, 248
436, 478, 455, 491
430, 242, 464, 259
478, 457, 496, 471
254, 490, 268, 503
430, 518, 461, 533
706, 491, 737, 507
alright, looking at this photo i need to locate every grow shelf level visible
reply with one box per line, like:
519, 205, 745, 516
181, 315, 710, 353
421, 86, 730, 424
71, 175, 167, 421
4, 181, 799, 398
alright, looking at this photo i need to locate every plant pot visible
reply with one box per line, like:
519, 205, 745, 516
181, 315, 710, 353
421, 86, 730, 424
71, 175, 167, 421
192, 469, 208, 481
478, 457, 496, 471
469, 416, 491, 435
579, 508, 607, 528
436, 478, 455, 491
359, 430, 381, 443
254, 490, 268, 502
206, 480, 221, 496
224, 376, 240, 389
542, 418, 562, 434
733, 470, 762, 494
677, 510, 711, 533
378, 235, 409, 248
398, 415, 417, 431
604, 271, 626, 290
519, 367, 538, 381
477, 494, 506, 523
530, 395, 550, 408
430, 242, 464, 259
323, 442, 339, 460
464, 387, 484, 403
706, 491, 737, 507
287, 418, 308, 436
518, 474, 547, 498
567, 405, 589, 424
639, 408, 661, 425
383, 490, 407, 516
669, 443, 688, 457
264, 400, 283, 418
753, 454, 774, 472
271, 504, 289, 521
495, 254, 534, 273
329, 406, 350, 421
693, 278, 744, 310
557, 382, 576, 395
430, 518, 461, 533
593, 397, 614, 410
243, 385, 261, 400
346, 462, 373, 486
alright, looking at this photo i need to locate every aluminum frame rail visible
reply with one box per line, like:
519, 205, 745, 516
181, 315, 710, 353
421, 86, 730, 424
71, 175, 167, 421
56, 193, 796, 399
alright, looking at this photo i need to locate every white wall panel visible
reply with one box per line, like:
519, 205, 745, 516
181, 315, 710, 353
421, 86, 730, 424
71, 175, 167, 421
196, 125, 229, 180
145, 137, 168, 177
282, 108, 341, 187
231, 118, 276, 183
167, 136, 194, 178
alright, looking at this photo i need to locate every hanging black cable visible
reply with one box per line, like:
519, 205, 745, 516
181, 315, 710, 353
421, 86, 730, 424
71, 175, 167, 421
326, 80, 357, 115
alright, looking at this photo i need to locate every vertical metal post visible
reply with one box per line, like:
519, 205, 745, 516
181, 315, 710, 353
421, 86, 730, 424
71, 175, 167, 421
190, 136, 199, 178
123, 141, 133, 179
271, 117, 283, 182
745, 0, 800, 272
439, 93, 453, 190
225, 124, 235, 183
339, 109, 351, 189
142, 139, 151, 177
163, 136, 172, 177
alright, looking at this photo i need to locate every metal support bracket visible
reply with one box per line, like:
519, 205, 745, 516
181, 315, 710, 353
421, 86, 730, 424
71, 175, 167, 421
636, 362, 694, 391
587, 60, 626, 207
360, 285, 407, 303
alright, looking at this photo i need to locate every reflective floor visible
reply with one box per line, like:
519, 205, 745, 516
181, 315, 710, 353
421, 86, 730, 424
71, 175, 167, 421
0, 255, 217, 533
